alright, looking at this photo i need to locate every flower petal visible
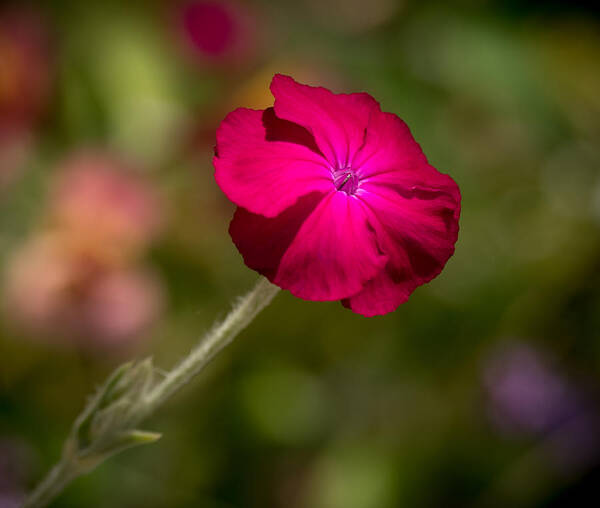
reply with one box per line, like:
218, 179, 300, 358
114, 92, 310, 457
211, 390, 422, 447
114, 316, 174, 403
345, 173, 460, 316
353, 110, 428, 178
341, 266, 414, 317
214, 107, 333, 217
231, 190, 387, 301
270, 74, 380, 169
229, 192, 324, 280
275, 191, 387, 301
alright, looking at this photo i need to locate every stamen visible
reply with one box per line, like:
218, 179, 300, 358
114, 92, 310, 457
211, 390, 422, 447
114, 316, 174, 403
332, 167, 360, 195
337, 173, 352, 190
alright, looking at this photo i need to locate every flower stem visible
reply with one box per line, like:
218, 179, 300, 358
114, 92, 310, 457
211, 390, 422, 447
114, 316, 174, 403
143, 277, 280, 413
22, 457, 78, 508
22, 277, 280, 508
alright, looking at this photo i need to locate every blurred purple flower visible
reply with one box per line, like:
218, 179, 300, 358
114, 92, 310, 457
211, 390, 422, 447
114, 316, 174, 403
483, 343, 578, 434
483, 342, 600, 471
176, 0, 258, 67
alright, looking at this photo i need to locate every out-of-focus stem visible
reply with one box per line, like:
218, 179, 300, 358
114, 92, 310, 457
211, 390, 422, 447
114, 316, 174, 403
22, 457, 77, 508
21, 277, 280, 508
143, 277, 280, 413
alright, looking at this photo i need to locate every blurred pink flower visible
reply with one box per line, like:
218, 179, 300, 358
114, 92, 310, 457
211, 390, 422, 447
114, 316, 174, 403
50, 152, 163, 262
84, 268, 163, 345
3, 152, 165, 348
214, 75, 460, 316
176, 0, 258, 67
3, 234, 163, 348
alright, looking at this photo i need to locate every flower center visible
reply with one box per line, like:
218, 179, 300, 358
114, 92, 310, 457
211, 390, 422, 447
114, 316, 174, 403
332, 167, 359, 195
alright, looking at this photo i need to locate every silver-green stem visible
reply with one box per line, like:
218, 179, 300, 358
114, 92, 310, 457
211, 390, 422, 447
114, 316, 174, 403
22, 277, 280, 508
22, 457, 78, 508
143, 277, 280, 413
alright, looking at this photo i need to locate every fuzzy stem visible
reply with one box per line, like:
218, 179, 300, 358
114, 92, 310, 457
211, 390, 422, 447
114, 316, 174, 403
143, 277, 280, 413
21, 277, 280, 508
22, 457, 78, 508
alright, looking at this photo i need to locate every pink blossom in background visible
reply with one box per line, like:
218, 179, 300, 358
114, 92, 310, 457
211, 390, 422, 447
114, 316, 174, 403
84, 268, 163, 345
50, 152, 163, 261
3, 234, 163, 348
214, 75, 460, 316
176, 0, 258, 66
3, 235, 79, 333
2, 153, 165, 349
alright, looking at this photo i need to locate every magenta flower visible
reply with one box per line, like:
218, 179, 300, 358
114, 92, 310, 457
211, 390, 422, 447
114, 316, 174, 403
214, 75, 460, 316
177, 0, 257, 66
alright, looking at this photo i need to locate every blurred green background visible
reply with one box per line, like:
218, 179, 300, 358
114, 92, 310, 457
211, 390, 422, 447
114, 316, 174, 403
2, 0, 600, 507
